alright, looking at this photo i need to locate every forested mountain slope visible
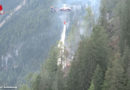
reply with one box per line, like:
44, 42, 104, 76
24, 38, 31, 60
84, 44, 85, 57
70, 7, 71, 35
0, 0, 60, 86
0, 0, 100, 87
19, 0, 130, 90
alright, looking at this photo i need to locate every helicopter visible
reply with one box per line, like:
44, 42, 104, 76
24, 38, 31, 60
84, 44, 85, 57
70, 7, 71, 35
50, 4, 72, 12
59, 4, 71, 11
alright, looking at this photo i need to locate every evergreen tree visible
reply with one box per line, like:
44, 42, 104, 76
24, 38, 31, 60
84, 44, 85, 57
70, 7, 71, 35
102, 53, 125, 90
52, 67, 65, 90
32, 75, 41, 90
93, 65, 104, 90
121, 47, 130, 90
119, 0, 130, 52
99, 0, 108, 28
88, 81, 95, 90
91, 25, 109, 72
85, 7, 95, 32
32, 46, 62, 90
126, 80, 130, 90
18, 1, 130, 90
66, 25, 109, 90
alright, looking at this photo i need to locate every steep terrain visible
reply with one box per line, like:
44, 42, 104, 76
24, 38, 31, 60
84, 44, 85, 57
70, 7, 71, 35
0, 0, 60, 86
0, 0, 100, 87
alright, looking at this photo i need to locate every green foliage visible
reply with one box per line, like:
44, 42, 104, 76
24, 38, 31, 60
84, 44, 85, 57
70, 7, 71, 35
99, 0, 108, 28
91, 25, 109, 72
52, 68, 65, 90
88, 81, 95, 90
32, 47, 59, 90
121, 47, 130, 90
19, 84, 30, 90
126, 80, 130, 90
102, 54, 125, 90
85, 7, 95, 28
93, 65, 104, 90
84, 7, 95, 37
66, 35, 96, 90
0, 0, 60, 86
122, 47, 130, 72
18, 0, 130, 90
119, 0, 130, 52
66, 25, 109, 90
29, 46, 65, 90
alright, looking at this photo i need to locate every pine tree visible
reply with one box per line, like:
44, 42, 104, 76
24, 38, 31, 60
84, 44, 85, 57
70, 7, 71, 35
32, 75, 41, 90
91, 25, 109, 72
31, 46, 62, 90
126, 80, 130, 90
52, 67, 65, 90
119, 0, 130, 52
99, 0, 108, 29
121, 47, 130, 90
88, 81, 95, 90
93, 65, 104, 90
66, 25, 109, 90
102, 53, 125, 90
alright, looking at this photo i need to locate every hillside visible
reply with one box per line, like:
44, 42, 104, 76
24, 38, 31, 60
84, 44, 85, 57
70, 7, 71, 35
18, 0, 130, 90
0, 0, 61, 86
0, 0, 118, 89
